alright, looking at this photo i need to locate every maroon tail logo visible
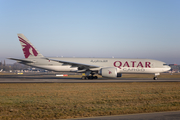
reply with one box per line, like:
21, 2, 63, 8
18, 36, 38, 58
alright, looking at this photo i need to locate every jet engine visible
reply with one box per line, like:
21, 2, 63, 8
99, 67, 122, 78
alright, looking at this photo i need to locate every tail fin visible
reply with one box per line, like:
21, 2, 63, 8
17, 34, 44, 59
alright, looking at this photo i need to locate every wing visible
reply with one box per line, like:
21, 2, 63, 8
47, 58, 100, 70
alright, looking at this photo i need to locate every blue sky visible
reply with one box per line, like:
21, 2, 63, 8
0, 0, 180, 64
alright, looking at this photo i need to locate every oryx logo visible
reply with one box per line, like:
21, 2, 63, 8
18, 36, 38, 58
108, 70, 112, 74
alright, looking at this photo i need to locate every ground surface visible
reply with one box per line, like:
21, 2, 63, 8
0, 79, 179, 120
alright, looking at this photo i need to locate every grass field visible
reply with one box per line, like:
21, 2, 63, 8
0, 82, 180, 120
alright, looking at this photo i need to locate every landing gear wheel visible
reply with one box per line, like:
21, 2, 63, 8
82, 76, 98, 80
153, 77, 157, 80
82, 76, 86, 80
82, 76, 89, 80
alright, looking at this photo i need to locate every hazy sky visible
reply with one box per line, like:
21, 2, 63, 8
0, 0, 180, 64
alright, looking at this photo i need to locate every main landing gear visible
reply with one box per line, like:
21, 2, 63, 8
81, 76, 98, 80
81, 70, 98, 80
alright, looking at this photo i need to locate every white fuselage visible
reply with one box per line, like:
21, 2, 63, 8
23, 58, 171, 74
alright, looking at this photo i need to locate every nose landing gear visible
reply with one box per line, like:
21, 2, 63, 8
153, 77, 157, 80
153, 73, 160, 80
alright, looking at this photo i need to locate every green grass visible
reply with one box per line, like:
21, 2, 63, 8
0, 82, 180, 119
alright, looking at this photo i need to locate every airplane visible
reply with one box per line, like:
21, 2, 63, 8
0, 69, 3, 72
8, 34, 171, 80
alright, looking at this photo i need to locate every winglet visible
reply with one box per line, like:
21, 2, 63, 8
17, 34, 44, 59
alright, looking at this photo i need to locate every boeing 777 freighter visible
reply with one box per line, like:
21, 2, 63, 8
9, 34, 171, 80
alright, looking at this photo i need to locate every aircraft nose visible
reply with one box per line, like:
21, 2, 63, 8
163, 64, 171, 72
165, 65, 171, 71
168, 66, 171, 71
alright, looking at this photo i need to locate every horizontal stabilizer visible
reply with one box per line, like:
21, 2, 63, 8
8, 58, 34, 63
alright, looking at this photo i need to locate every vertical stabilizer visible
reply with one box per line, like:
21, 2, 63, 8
17, 34, 44, 59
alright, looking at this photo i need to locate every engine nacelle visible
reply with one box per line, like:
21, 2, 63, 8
99, 67, 122, 78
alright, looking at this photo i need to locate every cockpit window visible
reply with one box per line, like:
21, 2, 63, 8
163, 64, 168, 66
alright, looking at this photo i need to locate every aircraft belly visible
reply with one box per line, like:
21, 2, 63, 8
119, 68, 166, 74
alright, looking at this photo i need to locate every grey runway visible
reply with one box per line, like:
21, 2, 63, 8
0, 75, 180, 83
66, 111, 180, 120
